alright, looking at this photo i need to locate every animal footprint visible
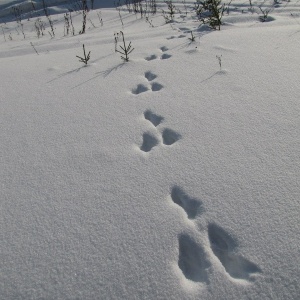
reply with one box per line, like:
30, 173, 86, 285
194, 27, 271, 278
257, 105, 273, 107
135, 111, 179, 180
160, 46, 169, 52
167, 35, 186, 40
162, 128, 181, 145
178, 233, 210, 283
132, 84, 149, 95
161, 53, 172, 60
145, 51, 171, 61
170, 186, 261, 286
171, 186, 203, 219
137, 113, 180, 153
132, 72, 162, 95
145, 54, 157, 61
144, 71, 157, 81
208, 223, 262, 281
144, 110, 164, 127
140, 133, 159, 152
151, 82, 163, 92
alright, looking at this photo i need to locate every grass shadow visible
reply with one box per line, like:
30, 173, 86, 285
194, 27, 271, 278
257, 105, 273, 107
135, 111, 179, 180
71, 62, 125, 89
47, 66, 85, 83
96, 62, 125, 78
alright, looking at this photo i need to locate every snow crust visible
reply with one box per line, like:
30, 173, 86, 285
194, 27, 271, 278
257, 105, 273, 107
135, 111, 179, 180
1, 0, 300, 299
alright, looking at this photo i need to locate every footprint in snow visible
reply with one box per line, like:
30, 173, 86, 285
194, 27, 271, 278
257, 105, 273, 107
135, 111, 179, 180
162, 128, 181, 145
178, 233, 210, 283
166, 35, 186, 40
140, 132, 159, 153
131, 84, 149, 95
131, 72, 164, 95
131, 82, 163, 95
208, 223, 262, 282
145, 54, 158, 61
172, 187, 208, 284
170, 186, 203, 219
160, 46, 169, 52
144, 110, 164, 127
138, 111, 181, 154
145, 50, 172, 61
161, 53, 172, 60
144, 71, 157, 81
170, 187, 261, 284
151, 82, 164, 91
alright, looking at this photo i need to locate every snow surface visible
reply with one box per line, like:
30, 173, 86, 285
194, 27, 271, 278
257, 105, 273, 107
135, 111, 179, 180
1, 0, 300, 299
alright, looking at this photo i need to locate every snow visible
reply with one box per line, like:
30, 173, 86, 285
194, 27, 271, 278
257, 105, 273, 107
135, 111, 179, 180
1, 0, 300, 299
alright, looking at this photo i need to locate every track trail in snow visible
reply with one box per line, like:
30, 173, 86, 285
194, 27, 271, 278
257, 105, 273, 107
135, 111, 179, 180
130, 37, 261, 284
132, 50, 180, 153
1, 0, 300, 298
144, 46, 172, 61
131, 69, 163, 95
168, 185, 262, 286
131, 37, 261, 286
138, 108, 181, 153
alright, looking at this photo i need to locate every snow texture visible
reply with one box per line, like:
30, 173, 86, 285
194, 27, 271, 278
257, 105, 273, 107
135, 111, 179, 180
1, 0, 300, 299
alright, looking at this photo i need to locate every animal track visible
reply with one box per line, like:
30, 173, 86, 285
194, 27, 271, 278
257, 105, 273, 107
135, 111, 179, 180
132, 73, 163, 95
145, 50, 172, 61
171, 186, 203, 219
145, 54, 157, 61
171, 187, 261, 286
160, 46, 169, 52
132, 84, 149, 95
167, 35, 186, 40
137, 113, 180, 154
208, 223, 262, 281
178, 233, 210, 283
162, 128, 181, 145
144, 110, 164, 127
140, 133, 159, 152
144, 71, 157, 81
151, 82, 163, 91
161, 53, 172, 60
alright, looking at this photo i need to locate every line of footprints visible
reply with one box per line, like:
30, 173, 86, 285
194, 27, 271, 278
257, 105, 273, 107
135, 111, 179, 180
132, 47, 171, 96
133, 45, 261, 286
140, 110, 181, 152
131, 71, 164, 95
132, 47, 180, 153
170, 186, 262, 284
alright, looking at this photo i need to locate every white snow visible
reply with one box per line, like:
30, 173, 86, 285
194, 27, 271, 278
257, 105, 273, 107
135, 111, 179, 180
1, 0, 300, 299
